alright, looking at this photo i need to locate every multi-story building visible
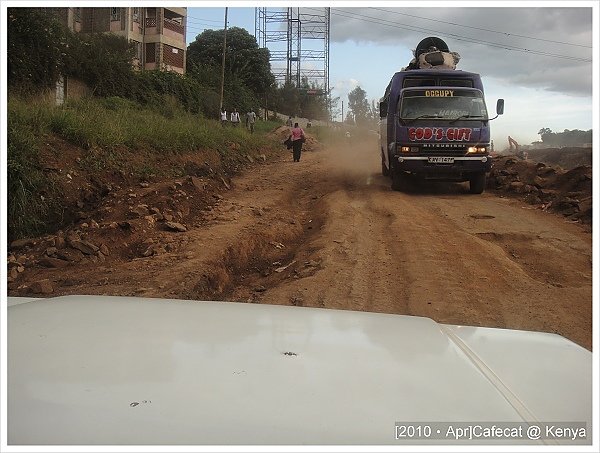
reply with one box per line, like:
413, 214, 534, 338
53, 6, 187, 74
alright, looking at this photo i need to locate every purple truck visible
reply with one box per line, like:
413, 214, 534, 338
379, 37, 504, 193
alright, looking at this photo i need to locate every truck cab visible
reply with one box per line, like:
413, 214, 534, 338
379, 69, 504, 193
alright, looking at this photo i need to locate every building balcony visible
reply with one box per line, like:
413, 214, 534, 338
163, 17, 184, 35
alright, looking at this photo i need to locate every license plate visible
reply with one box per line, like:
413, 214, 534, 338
428, 157, 454, 164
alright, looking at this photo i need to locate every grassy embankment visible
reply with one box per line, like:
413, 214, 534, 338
7, 95, 282, 241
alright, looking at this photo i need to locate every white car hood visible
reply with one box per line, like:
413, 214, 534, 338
7, 295, 592, 445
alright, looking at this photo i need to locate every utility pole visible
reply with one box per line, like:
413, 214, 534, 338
219, 7, 228, 114
264, 94, 268, 120
341, 100, 344, 124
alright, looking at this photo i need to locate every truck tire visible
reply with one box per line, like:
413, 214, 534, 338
391, 171, 405, 191
381, 154, 389, 176
469, 172, 486, 194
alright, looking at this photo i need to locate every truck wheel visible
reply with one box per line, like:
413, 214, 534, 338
469, 172, 486, 194
391, 171, 405, 191
381, 154, 389, 176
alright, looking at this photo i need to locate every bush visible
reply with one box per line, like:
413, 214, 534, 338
99, 96, 140, 111
64, 32, 136, 97
7, 8, 68, 92
130, 70, 220, 118
7, 98, 61, 240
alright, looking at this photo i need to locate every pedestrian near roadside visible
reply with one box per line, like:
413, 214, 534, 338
290, 122, 305, 162
230, 108, 240, 127
220, 107, 228, 127
286, 116, 293, 127
246, 109, 257, 133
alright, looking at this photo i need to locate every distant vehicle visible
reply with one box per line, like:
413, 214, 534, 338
8, 295, 591, 445
379, 37, 504, 194
509, 135, 528, 160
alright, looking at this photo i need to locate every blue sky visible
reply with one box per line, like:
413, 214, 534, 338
186, 6, 595, 147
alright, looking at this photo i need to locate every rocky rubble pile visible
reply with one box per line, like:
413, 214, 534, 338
6, 174, 230, 295
489, 155, 592, 224
8, 231, 112, 294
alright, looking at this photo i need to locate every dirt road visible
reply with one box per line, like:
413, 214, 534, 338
14, 137, 592, 349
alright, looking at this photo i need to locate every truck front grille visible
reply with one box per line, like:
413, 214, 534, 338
419, 148, 468, 156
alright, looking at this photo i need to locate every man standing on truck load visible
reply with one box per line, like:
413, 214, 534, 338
290, 122, 305, 162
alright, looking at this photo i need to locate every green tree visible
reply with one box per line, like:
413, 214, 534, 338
347, 86, 370, 126
187, 27, 275, 96
7, 8, 68, 91
271, 80, 301, 117
298, 78, 329, 121
537, 127, 591, 146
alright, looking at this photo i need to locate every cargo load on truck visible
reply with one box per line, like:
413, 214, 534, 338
404, 36, 461, 71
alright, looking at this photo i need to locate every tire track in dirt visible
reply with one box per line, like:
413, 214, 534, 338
112, 156, 331, 301
19, 153, 331, 302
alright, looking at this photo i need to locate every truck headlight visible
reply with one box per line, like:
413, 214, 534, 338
401, 146, 410, 153
467, 147, 487, 154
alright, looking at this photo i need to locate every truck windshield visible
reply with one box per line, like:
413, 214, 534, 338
399, 89, 488, 121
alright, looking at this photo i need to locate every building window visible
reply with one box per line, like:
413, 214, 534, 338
132, 40, 142, 61
74, 7, 81, 22
111, 7, 120, 21
145, 43, 156, 63
132, 7, 139, 22
163, 44, 184, 68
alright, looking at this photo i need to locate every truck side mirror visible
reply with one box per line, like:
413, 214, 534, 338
496, 99, 504, 116
379, 101, 388, 118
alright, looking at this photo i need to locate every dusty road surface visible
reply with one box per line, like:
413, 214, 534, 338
14, 137, 592, 349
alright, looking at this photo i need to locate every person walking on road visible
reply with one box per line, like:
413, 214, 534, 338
230, 108, 241, 127
220, 107, 228, 127
286, 116, 293, 127
290, 122, 305, 162
246, 109, 257, 133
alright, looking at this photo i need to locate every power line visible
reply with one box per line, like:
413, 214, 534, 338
186, 23, 213, 31
369, 7, 592, 49
186, 20, 224, 29
187, 26, 211, 33
326, 9, 591, 63
187, 15, 224, 24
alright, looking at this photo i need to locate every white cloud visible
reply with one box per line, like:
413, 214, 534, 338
329, 7, 593, 97
332, 78, 361, 97
484, 78, 592, 145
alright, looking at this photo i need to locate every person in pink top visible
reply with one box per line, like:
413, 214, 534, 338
290, 122, 305, 162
